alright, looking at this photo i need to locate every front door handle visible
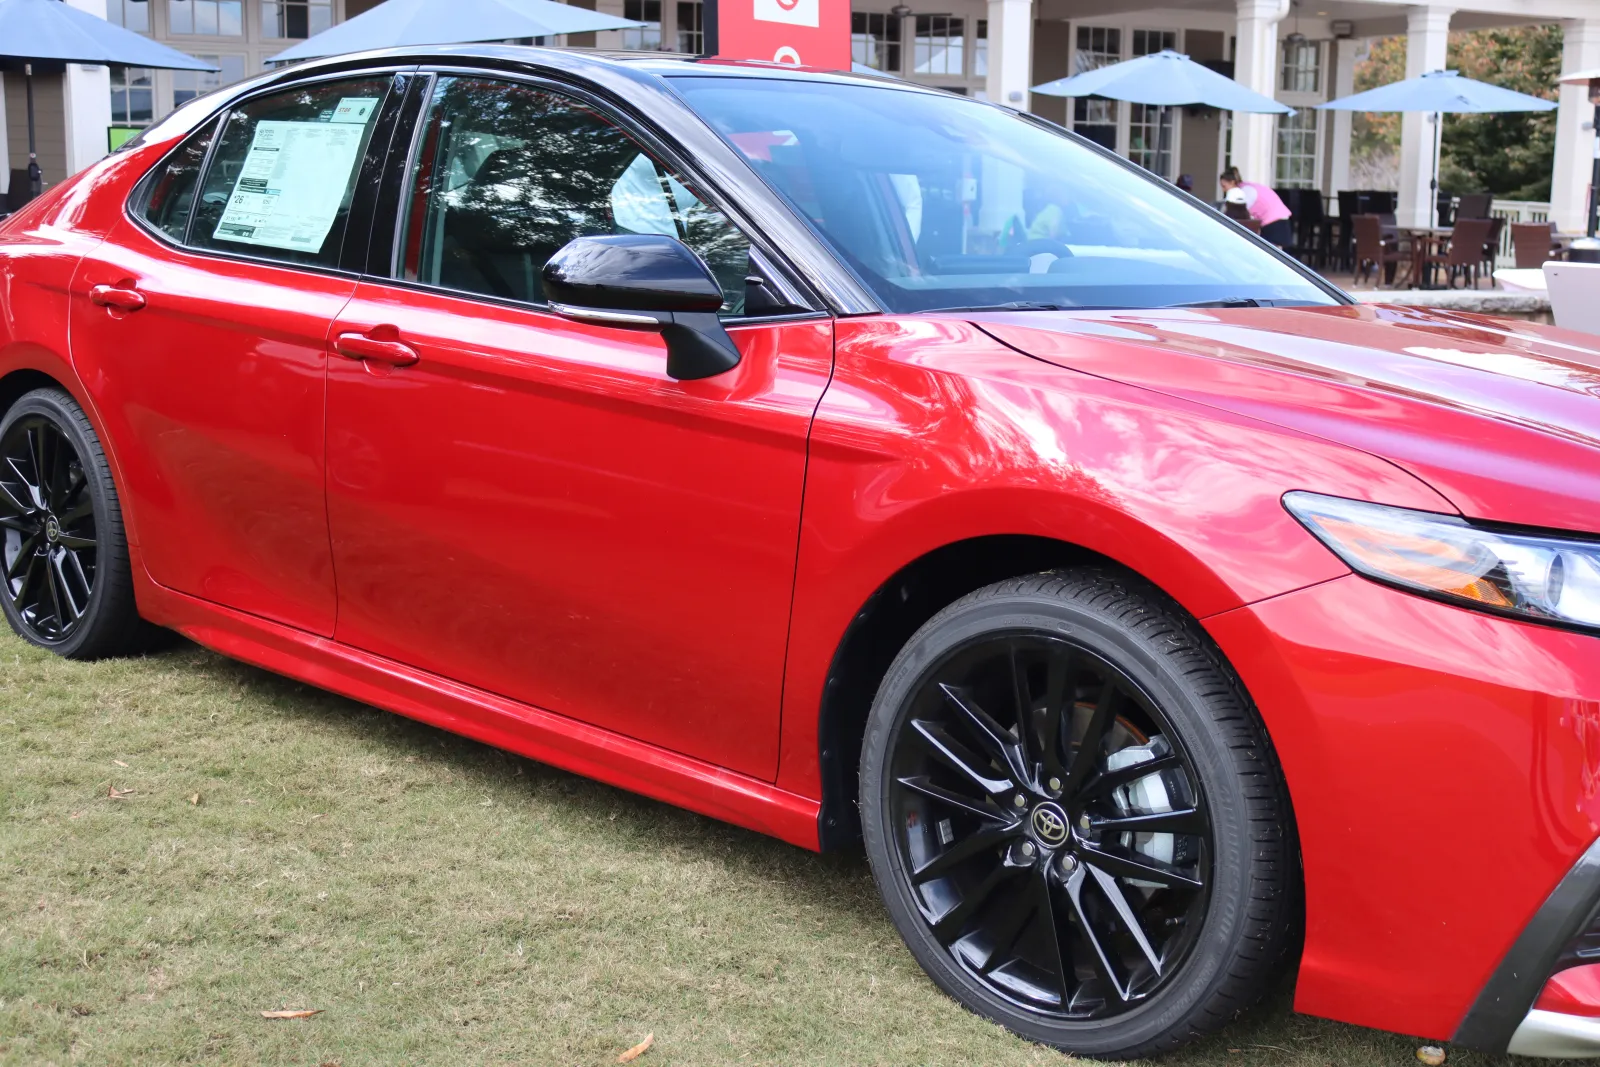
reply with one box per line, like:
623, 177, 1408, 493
334, 329, 419, 367
88, 284, 146, 312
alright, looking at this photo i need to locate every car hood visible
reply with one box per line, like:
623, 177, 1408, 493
973, 302, 1600, 533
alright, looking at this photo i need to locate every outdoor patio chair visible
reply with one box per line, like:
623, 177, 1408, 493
1512, 221, 1565, 269
1353, 213, 1408, 288
1480, 216, 1505, 278
1455, 192, 1493, 219
1419, 216, 1494, 289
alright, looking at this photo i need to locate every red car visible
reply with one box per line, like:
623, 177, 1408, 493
5, 46, 1600, 1060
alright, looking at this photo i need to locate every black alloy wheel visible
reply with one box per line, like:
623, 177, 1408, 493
861, 569, 1296, 1059
1, 414, 99, 641
888, 634, 1210, 1017
0, 388, 146, 659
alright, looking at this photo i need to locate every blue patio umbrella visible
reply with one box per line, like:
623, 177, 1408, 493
271, 0, 641, 62
0, 0, 217, 199
1031, 49, 1293, 114
1318, 69, 1556, 228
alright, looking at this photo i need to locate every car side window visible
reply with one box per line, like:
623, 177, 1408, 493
187, 76, 393, 269
397, 76, 750, 315
131, 117, 219, 242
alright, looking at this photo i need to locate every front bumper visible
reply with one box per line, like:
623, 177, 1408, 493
1205, 574, 1600, 1046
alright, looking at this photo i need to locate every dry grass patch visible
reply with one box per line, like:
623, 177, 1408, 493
0, 630, 1546, 1065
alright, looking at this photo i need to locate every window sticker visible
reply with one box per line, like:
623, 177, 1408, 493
330, 96, 379, 124
212, 113, 371, 253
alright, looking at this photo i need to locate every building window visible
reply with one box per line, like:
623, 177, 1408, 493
168, 0, 242, 34
1274, 106, 1319, 187
110, 67, 154, 125
973, 19, 986, 78
913, 15, 963, 77
262, 0, 332, 39
1072, 25, 1120, 150
1129, 104, 1174, 179
172, 54, 247, 108
106, 0, 149, 33
1132, 28, 1176, 56
852, 12, 901, 73
620, 0, 661, 50
1280, 39, 1320, 93
676, 0, 702, 53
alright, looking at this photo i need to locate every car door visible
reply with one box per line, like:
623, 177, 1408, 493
69, 72, 407, 636
324, 73, 832, 778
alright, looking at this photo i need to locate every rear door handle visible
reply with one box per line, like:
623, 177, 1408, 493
334, 330, 419, 367
88, 284, 146, 312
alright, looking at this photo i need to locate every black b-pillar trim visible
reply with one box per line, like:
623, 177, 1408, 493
1452, 836, 1600, 1052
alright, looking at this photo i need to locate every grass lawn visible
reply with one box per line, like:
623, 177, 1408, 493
0, 630, 1545, 1066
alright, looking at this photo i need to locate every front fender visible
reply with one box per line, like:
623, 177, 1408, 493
775, 315, 1455, 800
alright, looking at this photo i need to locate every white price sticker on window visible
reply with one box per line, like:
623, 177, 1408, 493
213, 102, 377, 253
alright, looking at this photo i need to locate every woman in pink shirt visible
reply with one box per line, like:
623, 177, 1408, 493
1219, 166, 1294, 249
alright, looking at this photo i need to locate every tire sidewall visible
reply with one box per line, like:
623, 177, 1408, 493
0, 390, 117, 658
860, 588, 1261, 1058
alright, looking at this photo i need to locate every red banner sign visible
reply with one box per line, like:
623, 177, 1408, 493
704, 0, 850, 71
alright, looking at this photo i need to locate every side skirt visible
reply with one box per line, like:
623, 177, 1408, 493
139, 581, 822, 850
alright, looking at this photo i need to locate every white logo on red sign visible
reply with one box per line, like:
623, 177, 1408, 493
753, 0, 817, 28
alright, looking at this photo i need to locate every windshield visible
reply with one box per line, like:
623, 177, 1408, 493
670, 76, 1338, 313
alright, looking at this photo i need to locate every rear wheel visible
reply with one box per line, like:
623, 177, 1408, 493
859, 568, 1295, 1059
0, 388, 145, 659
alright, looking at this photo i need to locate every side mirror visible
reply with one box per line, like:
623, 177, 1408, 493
543, 234, 742, 381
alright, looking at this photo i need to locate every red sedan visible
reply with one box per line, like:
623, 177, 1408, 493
4, 46, 1600, 1059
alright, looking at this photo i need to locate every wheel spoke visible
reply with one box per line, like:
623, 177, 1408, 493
64, 547, 92, 605
911, 822, 1020, 885
1036, 654, 1070, 781
910, 718, 1014, 795
1064, 863, 1129, 1004
1007, 641, 1035, 772
27, 425, 51, 502
1080, 844, 1203, 891
929, 859, 1025, 943
56, 532, 96, 551
1063, 675, 1118, 795
939, 683, 1030, 785
13, 550, 42, 613
1032, 864, 1077, 1008
898, 775, 1008, 823
0, 478, 29, 518
6, 535, 40, 580
42, 547, 67, 631
50, 550, 82, 622
1086, 863, 1162, 978
1089, 806, 1207, 836
1080, 752, 1183, 799
976, 873, 1042, 973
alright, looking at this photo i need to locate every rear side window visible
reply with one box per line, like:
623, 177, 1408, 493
396, 76, 750, 313
187, 76, 393, 269
131, 117, 218, 242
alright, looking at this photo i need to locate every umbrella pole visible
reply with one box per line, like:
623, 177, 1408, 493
1430, 110, 1442, 231
25, 63, 40, 201
1590, 100, 1599, 238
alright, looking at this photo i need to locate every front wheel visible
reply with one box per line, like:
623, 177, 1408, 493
860, 568, 1296, 1059
0, 387, 146, 659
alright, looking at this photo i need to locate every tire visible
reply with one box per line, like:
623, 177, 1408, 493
0, 387, 147, 659
859, 567, 1296, 1059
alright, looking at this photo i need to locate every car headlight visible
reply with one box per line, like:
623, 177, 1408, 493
1283, 491, 1600, 632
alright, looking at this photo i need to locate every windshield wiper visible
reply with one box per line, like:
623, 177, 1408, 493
1159, 297, 1264, 308
921, 301, 1069, 314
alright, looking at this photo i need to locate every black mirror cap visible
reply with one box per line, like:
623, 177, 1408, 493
543, 234, 726, 314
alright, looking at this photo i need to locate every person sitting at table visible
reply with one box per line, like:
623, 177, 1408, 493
1219, 166, 1293, 249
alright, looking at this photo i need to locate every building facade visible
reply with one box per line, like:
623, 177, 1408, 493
3, 0, 1598, 235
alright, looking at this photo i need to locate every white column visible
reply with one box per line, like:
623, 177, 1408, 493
1552, 19, 1600, 235
62, 0, 113, 177
1233, 0, 1289, 187
1328, 36, 1359, 194
986, 0, 1034, 111
1398, 5, 1452, 229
